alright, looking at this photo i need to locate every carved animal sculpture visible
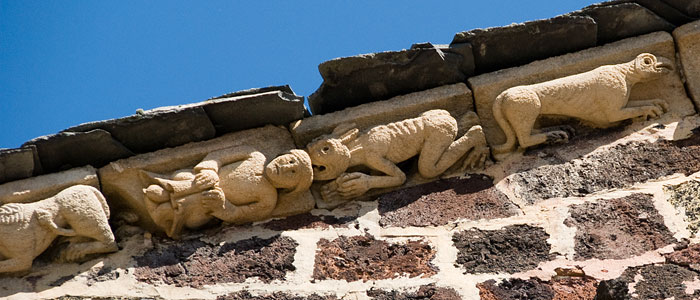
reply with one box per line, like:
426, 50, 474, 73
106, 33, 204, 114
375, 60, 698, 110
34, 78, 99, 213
307, 109, 489, 201
0, 185, 117, 274
492, 53, 673, 155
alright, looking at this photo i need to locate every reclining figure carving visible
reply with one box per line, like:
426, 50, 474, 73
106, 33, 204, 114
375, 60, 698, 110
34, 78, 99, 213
0, 185, 117, 274
140, 146, 313, 238
307, 109, 489, 202
492, 53, 673, 155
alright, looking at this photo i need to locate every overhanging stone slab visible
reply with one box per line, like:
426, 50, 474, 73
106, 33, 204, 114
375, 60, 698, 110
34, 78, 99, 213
571, 3, 675, 45
469, 31, 696, 147
291, 83, 474, 148
673, 20, 700, 110
0, 166, 98, 204
0, 146, 37, 184
451, 15, 597, 74
662, 0, 700, 18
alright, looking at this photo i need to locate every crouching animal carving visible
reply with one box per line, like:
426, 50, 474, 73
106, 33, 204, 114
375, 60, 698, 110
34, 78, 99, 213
0, 185, 117, 274
307, 109, 489, 202
492, 53, 673, 155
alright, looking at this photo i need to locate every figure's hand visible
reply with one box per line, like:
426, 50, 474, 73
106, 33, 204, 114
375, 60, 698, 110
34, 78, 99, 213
336, 172, 372, 199
320, 180, 341, 202
201, 187, 226, 212
195, 169, 219, 189
463, 146, 490, 170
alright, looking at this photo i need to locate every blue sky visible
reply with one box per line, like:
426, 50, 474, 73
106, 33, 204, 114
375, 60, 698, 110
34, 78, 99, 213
1, 0, 598, 149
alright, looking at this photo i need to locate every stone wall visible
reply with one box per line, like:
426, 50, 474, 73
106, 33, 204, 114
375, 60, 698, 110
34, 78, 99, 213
2, 1, 700, 299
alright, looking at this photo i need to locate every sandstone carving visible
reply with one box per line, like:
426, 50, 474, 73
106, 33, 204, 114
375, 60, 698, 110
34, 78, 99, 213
492, 53, 673, 155
307, 109, 489, 202
0, 185, 117, 274
140, 146, 313, 238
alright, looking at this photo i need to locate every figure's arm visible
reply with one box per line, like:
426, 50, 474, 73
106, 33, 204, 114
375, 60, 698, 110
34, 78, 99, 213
209, 193, 277, 224
336, 154, 406, 198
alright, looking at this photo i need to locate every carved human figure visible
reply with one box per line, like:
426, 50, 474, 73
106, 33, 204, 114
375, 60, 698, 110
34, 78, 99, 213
307, 109, 489, 202
140, 146, 313, 238
492, 53, 673, 155
0, 185, 117, 274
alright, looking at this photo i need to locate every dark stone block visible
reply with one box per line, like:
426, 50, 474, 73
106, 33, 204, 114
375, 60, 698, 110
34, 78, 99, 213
65, 107, 216, 154
378, 175, 519, 227
635, 0, 696, 25
662, 0, 700, 17
451, 15, 597, 74
565, 194, 677, 260
0, 146, 36, 184
572, 3, 676, 45
594, 279, 630, 300
596, 264, 700, 300
313, 235, 437, 282
134, 235, 297, 287
202, 90, 305, 135
308, 44, 471, 114
666, 243, 700, 270
218, 292, 338, 300
478, 278, 555, 300
262, 213, 357, 231
22, 129, 133, 173
453, 225, 553, 274
367, 284, 461, 300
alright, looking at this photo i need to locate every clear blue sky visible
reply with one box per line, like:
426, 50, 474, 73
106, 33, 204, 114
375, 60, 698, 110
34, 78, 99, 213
1, 0, 598, 149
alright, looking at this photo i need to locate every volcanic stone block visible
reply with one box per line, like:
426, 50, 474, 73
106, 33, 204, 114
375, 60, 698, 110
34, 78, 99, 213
674, 20, 700, 110
308, 44, 472, 115
291, 83, 474, 147
666, 243, 700, 270
0, 166, 98, 204
0, 146, 37, 184
571, 3, 675, 45
665, 180, 700, 234
134, 235, 297, 287
596, 264, 700, 299
313, 235, 437, 282
451, 15, 597, 74
98, 125, 314, 234
219, 292, 338, 300
378, 175, 519, 227
565, 194, 676, 260
469, 32, 695, 148
453, 225, 553, 274
478, 279, 555, 300
23, 129, 134, 173
663, 0, 700, 17
66, 107, 215, 154
202, 90, 306, 135
262, 213, 357, 231
367, 285, 461, 300
510, 134, 700, 203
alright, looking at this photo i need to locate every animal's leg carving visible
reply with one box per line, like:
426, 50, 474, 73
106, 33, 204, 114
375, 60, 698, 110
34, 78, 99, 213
35, 209, 77, 237
626, 99, 669, 112
605, 105, 664, 123
0, 257, 33, 273
504, 104, 554, 148
418, 125, 488, 178
58, 202, 117, 262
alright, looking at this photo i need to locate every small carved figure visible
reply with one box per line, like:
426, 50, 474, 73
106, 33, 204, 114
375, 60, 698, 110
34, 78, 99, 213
0, 185, 117, 274
307, 109, 489, 201
140, 146, 313, 238
492, 53, 673, 155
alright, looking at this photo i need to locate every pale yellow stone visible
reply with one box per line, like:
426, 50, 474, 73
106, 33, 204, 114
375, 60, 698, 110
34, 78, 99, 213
99, 125, 315, 237
470, 31, 696, 148
0, 166, 98, 205
290, 83, 475, 147
673, 20, 700, 109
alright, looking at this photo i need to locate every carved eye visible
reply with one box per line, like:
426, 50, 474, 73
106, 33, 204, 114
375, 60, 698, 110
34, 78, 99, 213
643, 57, 652, 65
322, 146, 330, 152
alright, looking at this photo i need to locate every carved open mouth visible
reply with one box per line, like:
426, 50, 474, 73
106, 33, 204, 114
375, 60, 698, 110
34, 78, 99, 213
313, 164, 327, 172
655, 57, 674, 72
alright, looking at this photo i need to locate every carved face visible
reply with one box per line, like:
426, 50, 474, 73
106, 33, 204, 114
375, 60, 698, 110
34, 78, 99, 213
306, 138, 351, 181
634, 53, 673, 80
265, 153, 303, 189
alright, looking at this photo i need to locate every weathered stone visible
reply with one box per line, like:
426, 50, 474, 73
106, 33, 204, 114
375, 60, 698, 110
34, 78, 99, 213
313, 235, 437, 282
53, 297, 163, 300
634, 0, 696, 25
218, 292, 338, 300
23, 129, 133, 173
478, 278, 555, 300
208, 85, 295, 100
66, 107, 215, 154
134, 235, 297, 287
378, 175, 519, 227
0, 146, 37, 184
470, 31, 695, 148
292, 83, 474, 148
667, 243, 700, 271
665, 180, 700, 234
597, 264, 700, 300
0, 166, 98, 204
663, 0, 700, 17
594, 278, 630, 300
308, 45, 471, 114
262, 213, 357, 231
571, 3, 675, 44
451, 15, 597, 74
99, 125, 314, 234
202, 90, 306, 135
551, 276, 599, 300
367, 285, 461, 300
565, 194, 677, 260
674, 20, 700, 110
510, 133, 700, 203
453, 225, 553, 274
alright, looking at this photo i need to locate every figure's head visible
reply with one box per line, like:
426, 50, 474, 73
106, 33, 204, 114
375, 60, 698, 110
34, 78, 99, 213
306, 123, 358, 181
633, 53, 673, 80
265, 149, 313, 195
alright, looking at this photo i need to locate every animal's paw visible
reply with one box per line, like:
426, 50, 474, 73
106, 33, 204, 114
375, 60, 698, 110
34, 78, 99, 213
462, 146, 490, 170
651, 99, 669, 112
336, 172, 371, 199
545, 130, 569, 144
58, 244, 89, 262
642, 105, 664, 119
